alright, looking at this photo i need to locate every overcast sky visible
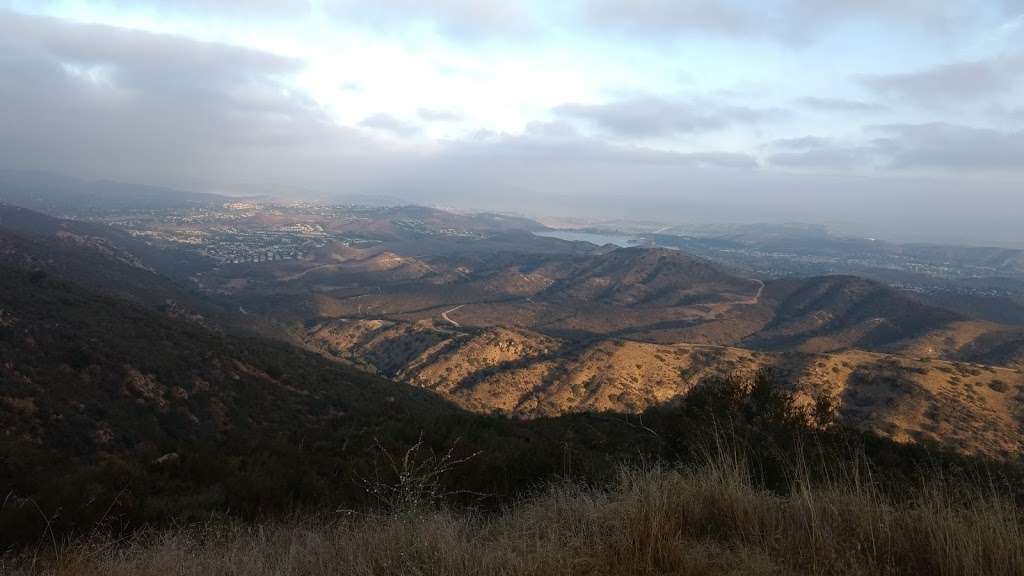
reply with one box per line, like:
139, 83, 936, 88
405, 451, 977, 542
1, 1, 1023, 244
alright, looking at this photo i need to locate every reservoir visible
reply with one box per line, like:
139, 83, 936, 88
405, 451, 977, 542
534, 229, 637, 247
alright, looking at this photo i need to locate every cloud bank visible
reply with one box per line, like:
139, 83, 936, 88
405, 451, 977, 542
2, 4, 1024, 244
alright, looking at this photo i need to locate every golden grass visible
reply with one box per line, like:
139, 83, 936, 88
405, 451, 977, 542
8, 455, 1023, 576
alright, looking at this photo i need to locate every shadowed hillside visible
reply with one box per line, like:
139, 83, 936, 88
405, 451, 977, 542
748, 275, 963, 352
0, 262, 472, 543
0, 203, 213, 282
0, 227, 216, 319
541, 247, 761, 306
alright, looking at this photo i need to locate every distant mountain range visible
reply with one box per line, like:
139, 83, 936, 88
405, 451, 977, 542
0, 170, 232, 215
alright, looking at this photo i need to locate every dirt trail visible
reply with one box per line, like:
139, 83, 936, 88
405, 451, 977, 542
734, 279, 765, 306
441, 305, 466, 327
279, 263, 340, 281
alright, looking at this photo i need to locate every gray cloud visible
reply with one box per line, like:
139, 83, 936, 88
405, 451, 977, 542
869, 123, 1024, 171
766, 123, 1024, 172
0, 11, 378, 191
1005, 12, 1024, 40
26, 0, 1024, 46
28, 0, 308, 18
359, 113, 421, 136
766, 137, 882, 170
0, 13, 757, 190
3, 11, 1023, 245
554, 96, 782, 138
578, 0, 1010, 42
583, 0, 754, 37
150, 0, 303, 14
678, 152, 759, 169
797, 96, 887, 113
418, 108, 462, 122
771, 136, 835, 150
28, 0, 530, 40
989, 104, 1024, 122
322, 0, 533, 40
447, 122, 759, 169
859, 57, 1024, 104
786, 0, 1001, 32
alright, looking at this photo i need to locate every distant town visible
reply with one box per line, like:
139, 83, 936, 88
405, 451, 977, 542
83, 201, 487, 264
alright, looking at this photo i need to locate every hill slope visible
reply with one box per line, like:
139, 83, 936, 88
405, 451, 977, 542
305, 318, 1024, 458
748, 275, 963, 352
0, 227, 214, 317
541, 247, 761, 307
0, 202, 214, 282
0, 259, 475, 540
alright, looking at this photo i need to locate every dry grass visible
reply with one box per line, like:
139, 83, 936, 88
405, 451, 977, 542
307, 316, 1024, 458
8, 454, 1023, 576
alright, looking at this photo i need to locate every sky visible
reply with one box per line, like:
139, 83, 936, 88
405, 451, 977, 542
1, 1, 1023, 244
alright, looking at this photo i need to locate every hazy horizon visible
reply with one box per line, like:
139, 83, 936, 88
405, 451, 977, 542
1, 1, 1022, 245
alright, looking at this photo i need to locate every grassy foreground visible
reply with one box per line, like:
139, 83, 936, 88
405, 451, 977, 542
8, 452, 1023, 576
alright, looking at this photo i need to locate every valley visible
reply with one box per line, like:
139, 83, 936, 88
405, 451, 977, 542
198, 209, 1024, 458
5, 177, 1020, 459
3, 178, 1024, 571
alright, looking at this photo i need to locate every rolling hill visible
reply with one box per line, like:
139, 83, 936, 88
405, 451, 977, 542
303, 317, 1024, 458
540, 247, 761, 307
746, 275, 963, 352
0, 202, 214, 282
